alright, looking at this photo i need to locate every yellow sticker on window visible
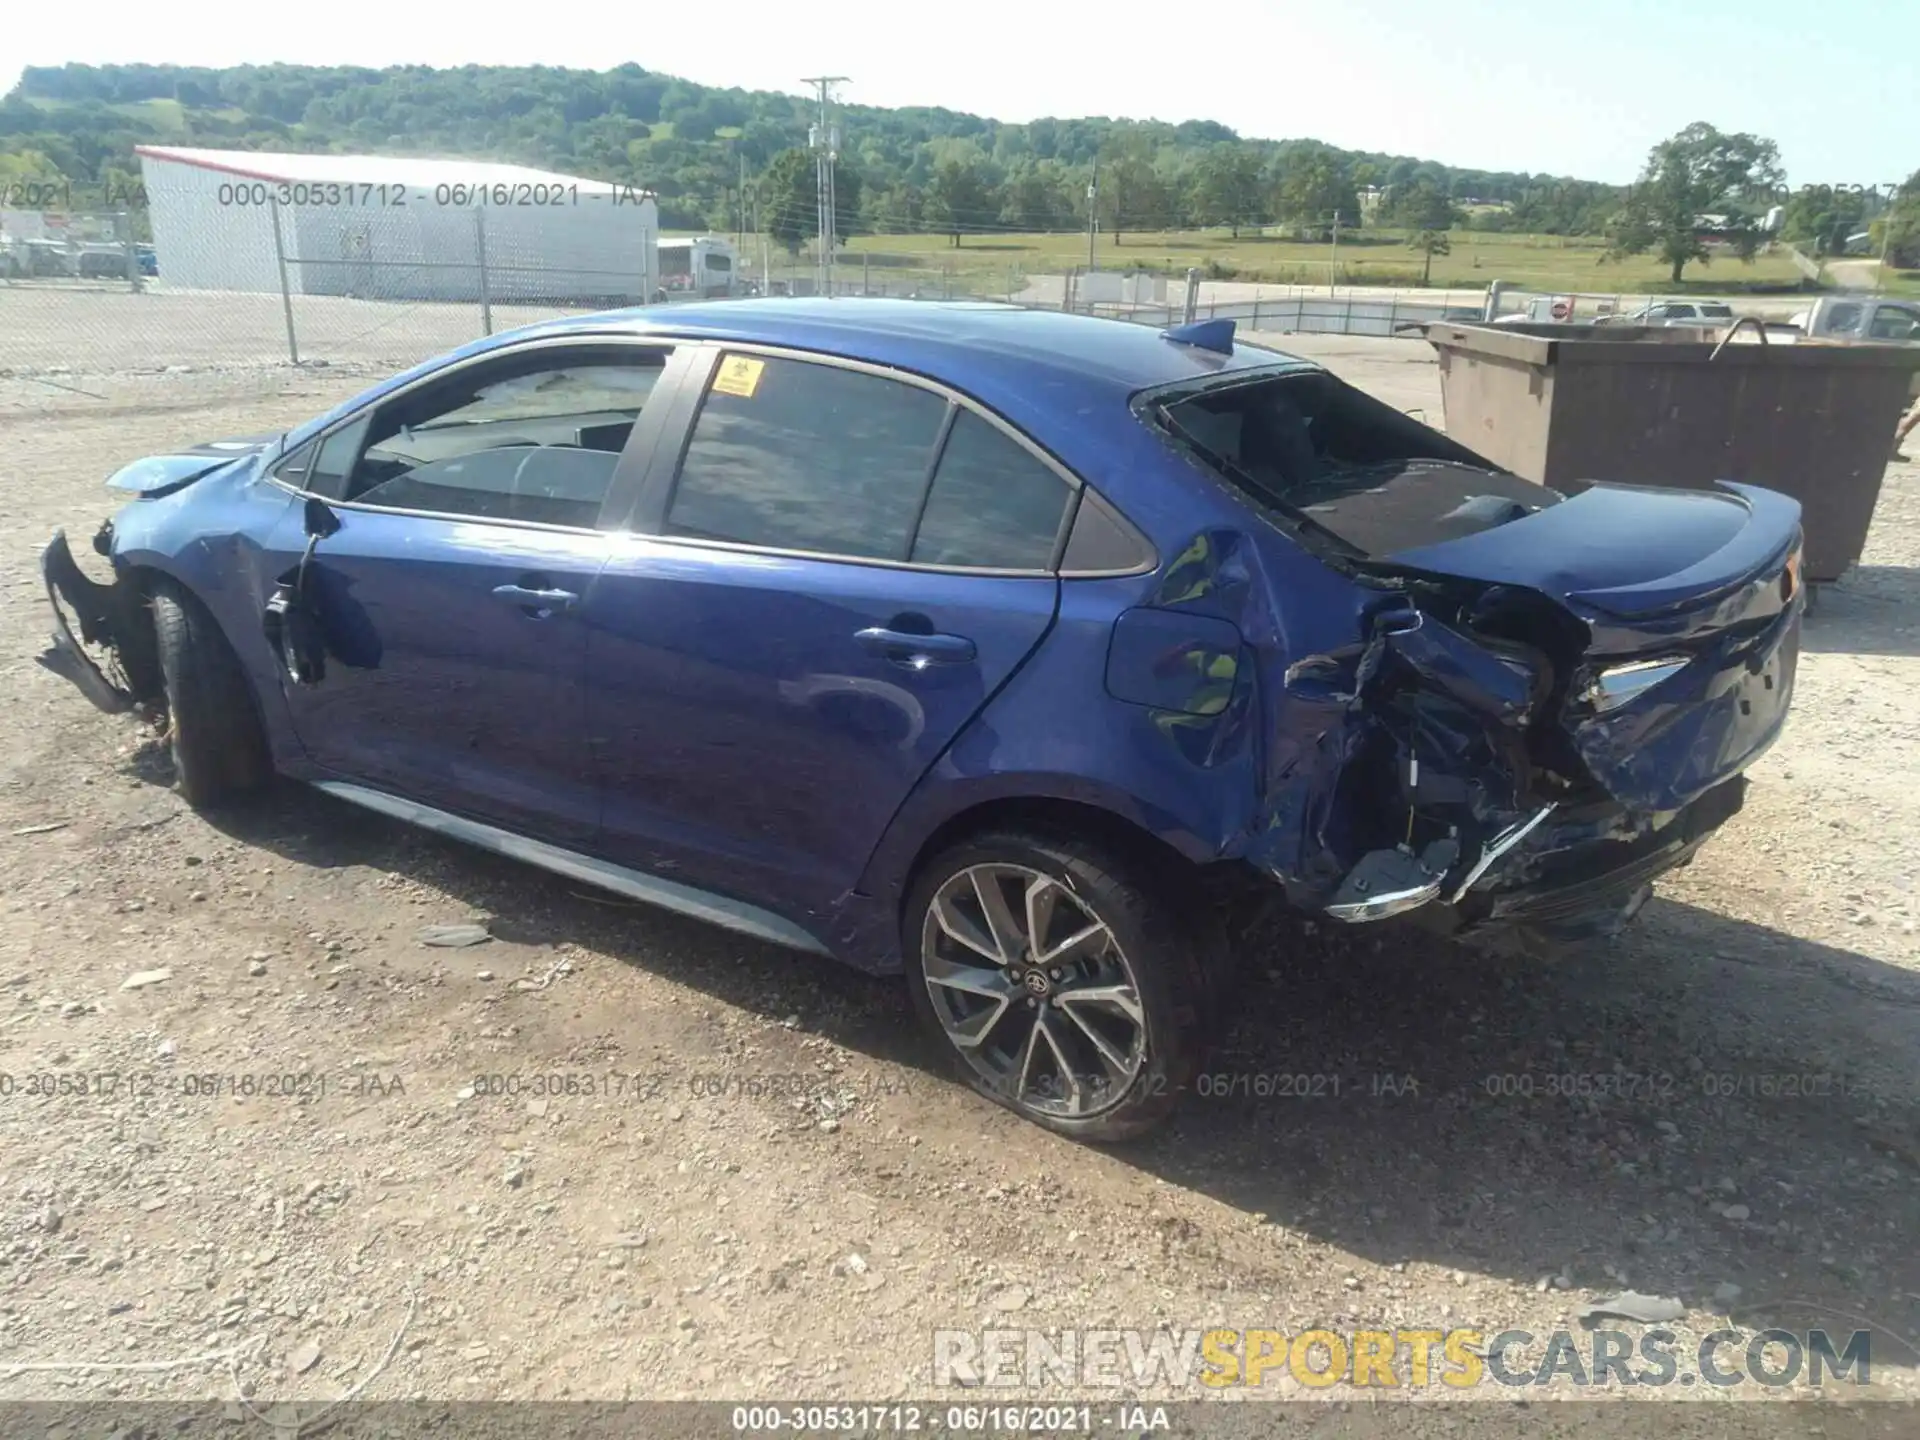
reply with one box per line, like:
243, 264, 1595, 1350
711, 355, 765, 398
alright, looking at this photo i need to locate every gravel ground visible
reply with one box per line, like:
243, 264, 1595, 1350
1, 320, 1917, 1423
0, 280, 609, 380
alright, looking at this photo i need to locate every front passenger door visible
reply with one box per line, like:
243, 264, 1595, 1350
271, 341, 672, 847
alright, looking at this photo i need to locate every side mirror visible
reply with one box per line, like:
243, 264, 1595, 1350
304, 496, 341, 541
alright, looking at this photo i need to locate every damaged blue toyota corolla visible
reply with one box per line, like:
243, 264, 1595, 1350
37, 300, 1803, 1139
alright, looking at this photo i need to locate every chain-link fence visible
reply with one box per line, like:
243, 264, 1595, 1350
3, 197, 1819, 416
2, 172, 663, 407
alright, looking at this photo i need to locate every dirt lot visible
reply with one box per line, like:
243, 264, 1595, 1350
0, 280, 610, 382
2, 319, 1919, 1423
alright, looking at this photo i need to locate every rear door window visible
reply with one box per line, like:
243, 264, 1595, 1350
910, 411, 1072, 570
665, 353, 949, 560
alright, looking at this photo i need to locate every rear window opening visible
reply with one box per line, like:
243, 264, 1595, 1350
1150, 369, 1562, 557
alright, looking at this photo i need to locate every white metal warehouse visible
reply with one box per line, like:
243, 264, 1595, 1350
135, 146, 658, 304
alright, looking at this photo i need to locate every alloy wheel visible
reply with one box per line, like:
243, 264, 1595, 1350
919, 862, 1147, 1119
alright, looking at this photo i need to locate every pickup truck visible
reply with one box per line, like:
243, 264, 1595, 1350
1787, 295, 1920, 344
1781, 296, 1920, 405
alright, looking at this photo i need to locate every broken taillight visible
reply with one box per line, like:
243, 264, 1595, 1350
1581, 657, 1690, 713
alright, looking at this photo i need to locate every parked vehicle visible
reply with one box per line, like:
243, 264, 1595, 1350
1595, 300, 1737, 327
1490, 295, 1578, 325
656, 236, 740, 300
77, 244, 128, 279
36, 300, 1804, 1140
1787, 295, 1920, 345
15, 238, 76, 277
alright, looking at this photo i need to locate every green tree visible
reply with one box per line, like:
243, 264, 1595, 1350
1781, 185, 1865, 255
754, 148, 864, 254
1189, 142, 1262, 236
863, 180, 925, 235
1096, 133, 1166, 245
1606, 122, 1783, 283
1387, 178, 1456, 229
1874, 169, 1920, 269
928, 156, 993, 246
1276, 150, 1359, 235
999, 164, 1071, 231
1393, 180, 1457, 285
758, 147, 816, 255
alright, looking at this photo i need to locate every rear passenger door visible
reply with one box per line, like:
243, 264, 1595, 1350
582, 347, 1076, 928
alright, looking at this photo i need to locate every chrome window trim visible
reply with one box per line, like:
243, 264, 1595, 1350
607, 526, 1060, 581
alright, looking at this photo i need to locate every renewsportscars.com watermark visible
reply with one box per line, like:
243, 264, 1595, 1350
933, 1326, 1874, 1391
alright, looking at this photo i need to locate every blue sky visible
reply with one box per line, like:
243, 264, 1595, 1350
2, 0, 1912, 185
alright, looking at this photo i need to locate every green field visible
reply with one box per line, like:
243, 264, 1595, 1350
771, 227, 1814, 298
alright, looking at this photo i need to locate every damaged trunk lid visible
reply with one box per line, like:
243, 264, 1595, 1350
1380, 477, 1802, 817
1150, 364, 1804, 831
1383, 477, 1802, 621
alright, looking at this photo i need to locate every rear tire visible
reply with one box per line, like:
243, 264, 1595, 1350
903, 828, 1214, 1142
150, 579, 271, 808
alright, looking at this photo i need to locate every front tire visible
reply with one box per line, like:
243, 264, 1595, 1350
150, 579, 271, 808
903, 829, 1211, 1142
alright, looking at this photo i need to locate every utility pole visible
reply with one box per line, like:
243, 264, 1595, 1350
735, 147, 746, 254
1329, 209, 1341, 295
1086, 155, 1099, 274
1876, 199, 1893, 294
802, 75, 849, 296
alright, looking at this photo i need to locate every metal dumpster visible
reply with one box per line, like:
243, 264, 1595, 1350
1425, 322, 1920, 581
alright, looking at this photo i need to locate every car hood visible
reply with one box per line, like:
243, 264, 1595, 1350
1382, 479, 1801, 619
107, 434, 283, 497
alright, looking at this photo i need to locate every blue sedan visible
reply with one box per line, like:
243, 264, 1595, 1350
37, 300, 1803, 1140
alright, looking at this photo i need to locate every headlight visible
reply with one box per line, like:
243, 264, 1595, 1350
1582, 656, 1689, 712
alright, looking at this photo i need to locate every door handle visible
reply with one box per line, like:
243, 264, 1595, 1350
855, 627, 976, 666
492, 583, 579, 617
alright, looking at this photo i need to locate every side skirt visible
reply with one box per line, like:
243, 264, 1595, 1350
312, 780, 831, 957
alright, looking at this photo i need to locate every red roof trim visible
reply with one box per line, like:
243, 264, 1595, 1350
130, 146, 660, 198
134, 146, 288, 183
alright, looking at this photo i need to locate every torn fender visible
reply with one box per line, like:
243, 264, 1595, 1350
106, 434, 283, 497
1250, 598, 1552, 917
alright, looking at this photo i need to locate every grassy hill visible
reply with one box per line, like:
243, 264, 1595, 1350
1, 61, 1618, 242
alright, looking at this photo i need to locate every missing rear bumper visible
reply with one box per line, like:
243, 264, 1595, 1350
1409, 777, 1744, 941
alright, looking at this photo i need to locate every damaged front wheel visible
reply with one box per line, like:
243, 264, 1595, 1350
151, 579, 272, 808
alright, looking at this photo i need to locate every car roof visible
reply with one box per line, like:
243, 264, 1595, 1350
285, 299, 1318, 527
495, 297, 1308, 409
